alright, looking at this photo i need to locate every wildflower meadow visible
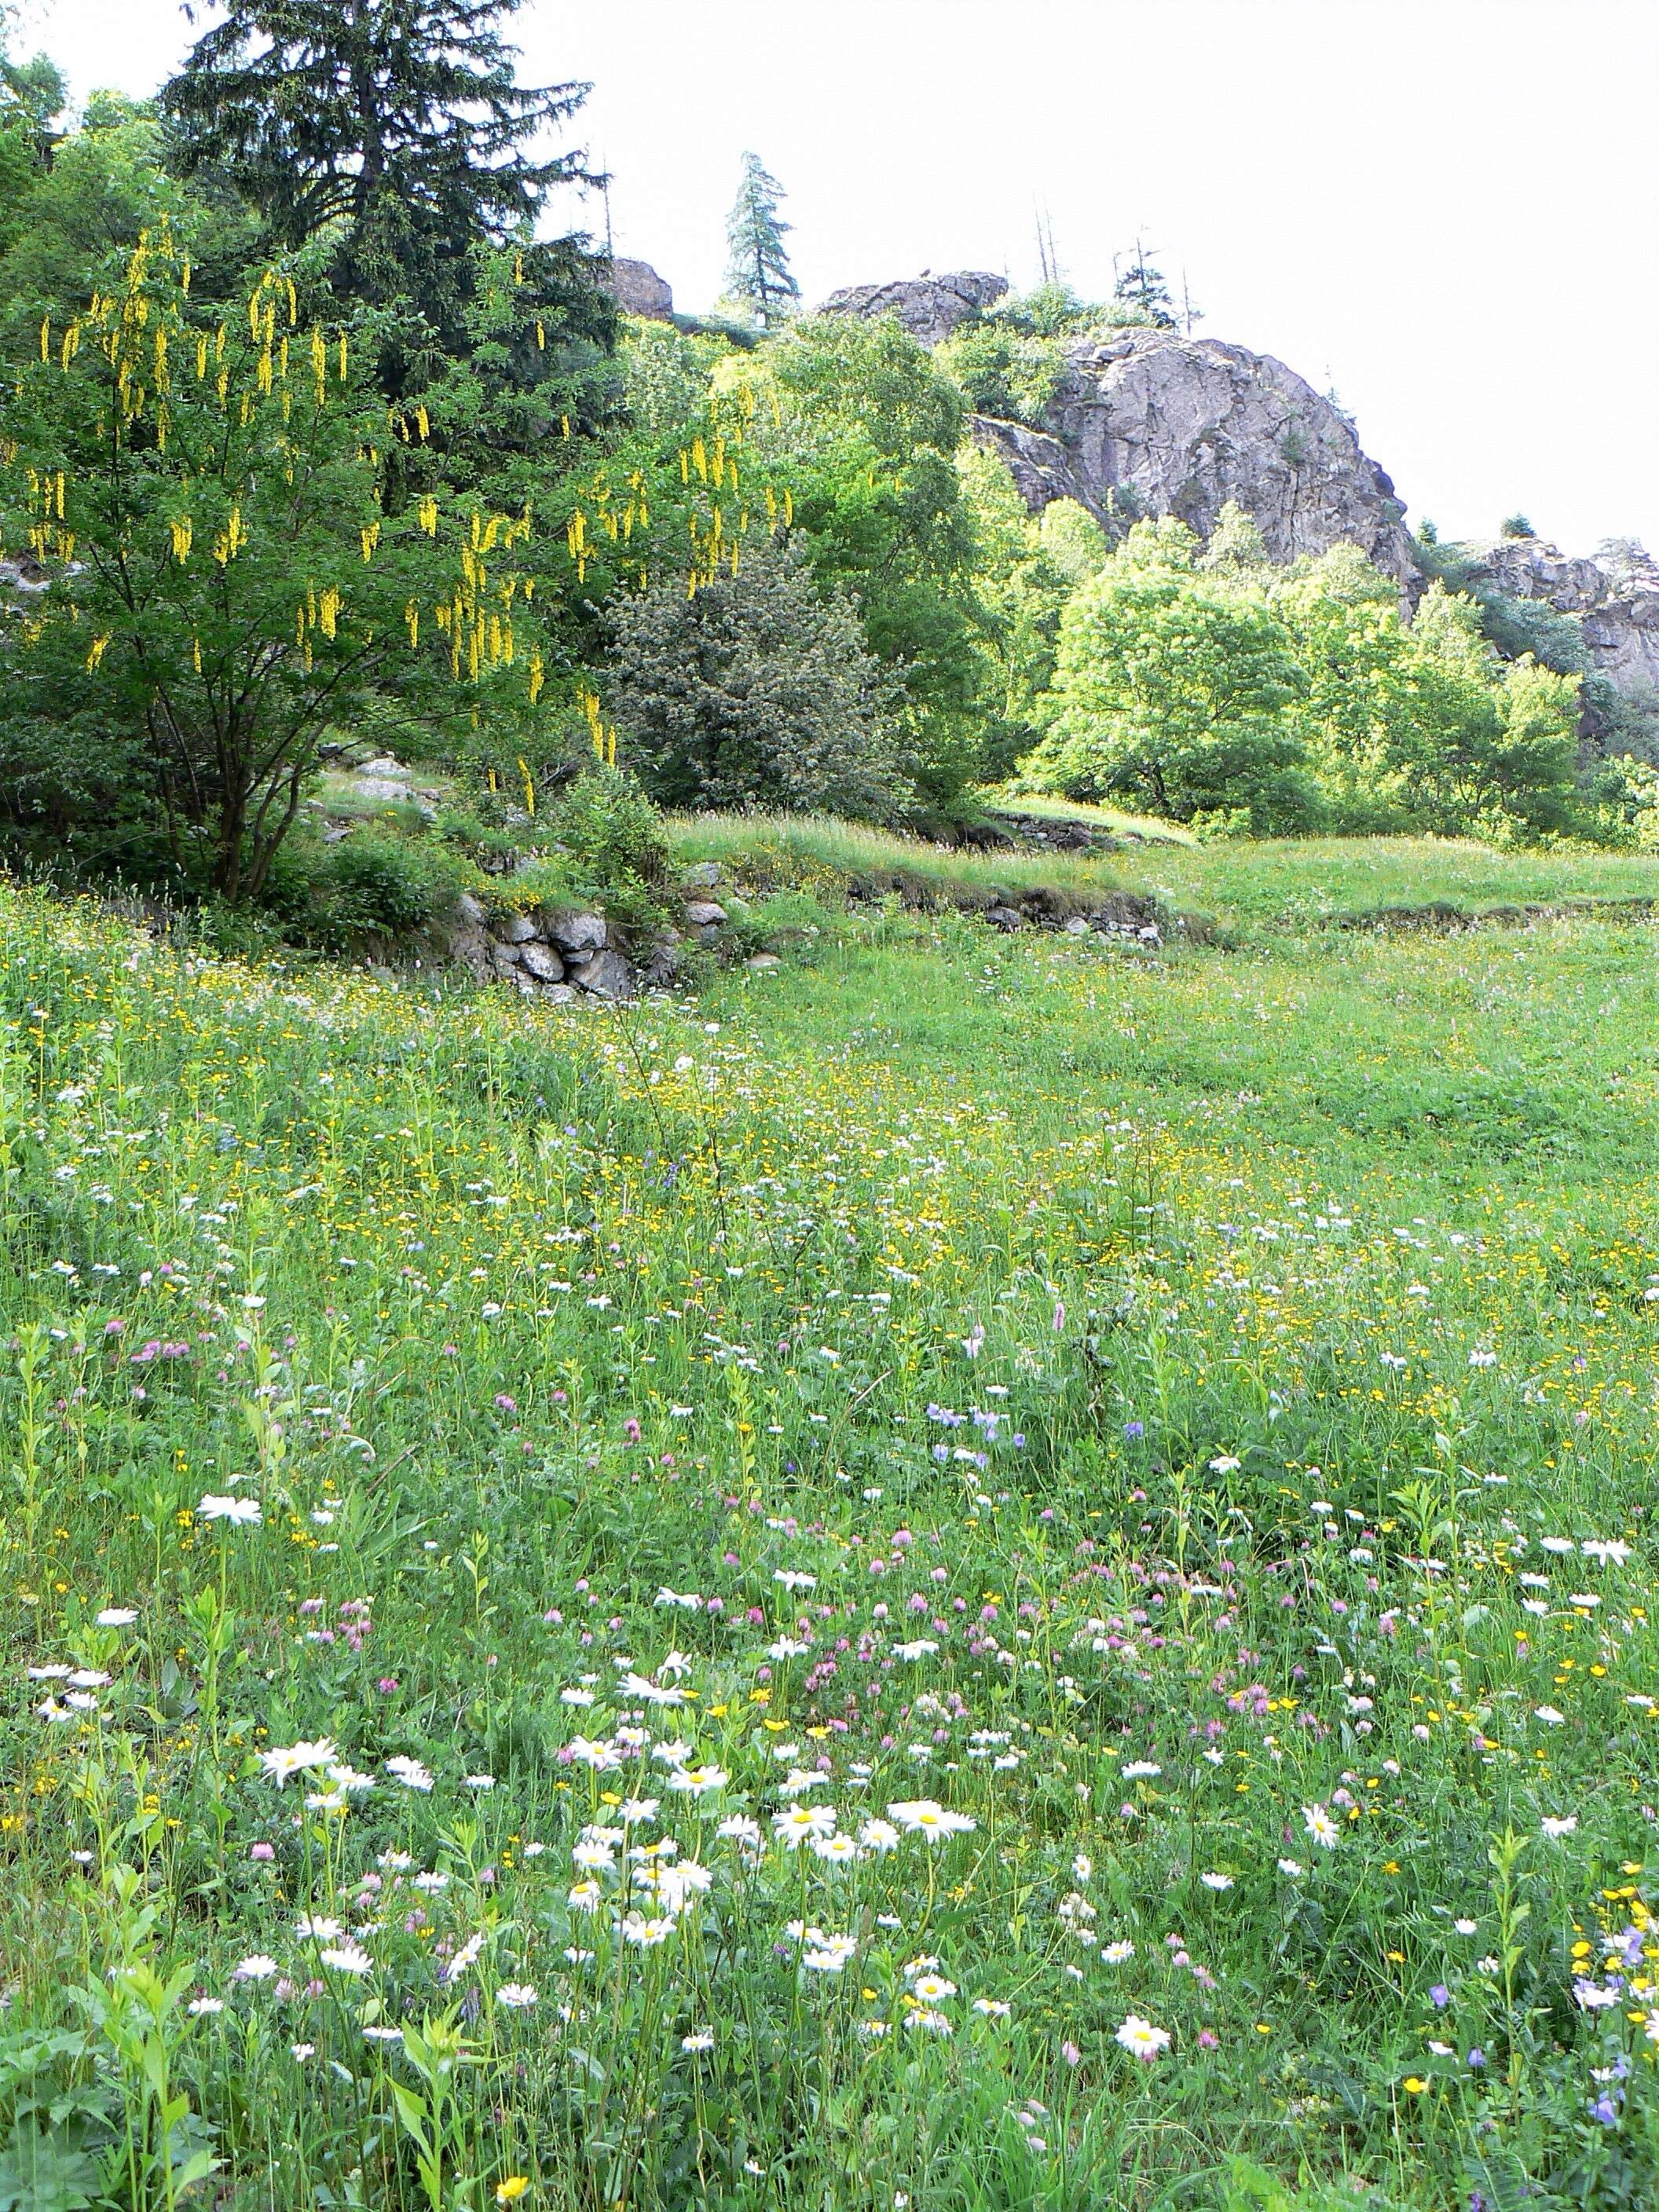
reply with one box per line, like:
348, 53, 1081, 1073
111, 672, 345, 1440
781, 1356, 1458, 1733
3, 869, 1659, 2211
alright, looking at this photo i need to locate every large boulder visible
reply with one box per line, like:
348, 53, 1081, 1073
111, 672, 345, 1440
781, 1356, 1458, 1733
606, 257, 674, 322
543, 910, 607, 954
817, 270, 1007, 346
1456, 536, 1659, 696
975, 328, 1417, 582
568, 947, 635, 1001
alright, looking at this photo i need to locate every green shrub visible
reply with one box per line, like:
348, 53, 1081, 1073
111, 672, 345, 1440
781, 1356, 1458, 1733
549, 764, 672, 892
482, 769, 674, 942
261, 829, 476, 951
606, 534, 910, 822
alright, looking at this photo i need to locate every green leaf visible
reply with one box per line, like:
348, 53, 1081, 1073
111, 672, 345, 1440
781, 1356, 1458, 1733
0, 2125, 100, 2212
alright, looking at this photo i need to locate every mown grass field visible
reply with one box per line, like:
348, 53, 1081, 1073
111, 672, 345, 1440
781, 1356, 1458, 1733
3, 840, 1659, 2212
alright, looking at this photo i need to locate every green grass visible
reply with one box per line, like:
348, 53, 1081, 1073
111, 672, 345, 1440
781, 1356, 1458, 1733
1112, 832, 1659, 933
670, 808, 1659, 944
987, 789, 1198, 845
3, 862, 1659, 2210
665, 808, 1137, 912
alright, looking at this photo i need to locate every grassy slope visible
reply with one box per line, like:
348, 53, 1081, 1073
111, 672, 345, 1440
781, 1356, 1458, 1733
4, 864, 1659, 2207
669, 808, 1659, 936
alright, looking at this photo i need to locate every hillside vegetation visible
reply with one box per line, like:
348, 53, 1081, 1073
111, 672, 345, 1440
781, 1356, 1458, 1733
4, 863, 1659, 2210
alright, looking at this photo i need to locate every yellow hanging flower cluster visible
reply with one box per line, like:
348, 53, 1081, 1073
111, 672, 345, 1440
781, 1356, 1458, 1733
212, 506, 247, 566
13, 225, 558, 720
577, 683, 618, 767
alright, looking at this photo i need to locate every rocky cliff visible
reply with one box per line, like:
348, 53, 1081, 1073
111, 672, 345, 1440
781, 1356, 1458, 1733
1457, 536, 1659, 696
817, 269, 1008, 346
819, 273, 1417, 584
606, 257, 675, 321
991, 329, 1418, 582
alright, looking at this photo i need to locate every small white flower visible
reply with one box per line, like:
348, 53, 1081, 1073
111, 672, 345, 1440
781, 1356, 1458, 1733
496, 1983, 538, 2009
1302, 1804, 1340, 1850
259, 1739, 339, 1786
1101, 1940, 1135, 1964
773, 1804, 837, 1848
887, 1799, 976, 1840
1582, 1540, 1631, 1567
96, 1607, 139, 1628
443, 1933, 485, 1984
1533, 1705, 1566, 1727
1540, 1815, 1578, 1838
1115, 2014, 1171, 2060
319, 1943, 372, 1976
1199, 1872, 1233, 1891
188, 1997, 225, 2016
197, 1493, 262, 1526
1278, 1859, 1305, 1877
233, 1955, 279, 1980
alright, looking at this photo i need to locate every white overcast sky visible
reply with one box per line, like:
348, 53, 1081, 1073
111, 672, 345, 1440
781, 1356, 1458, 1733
25, 0, 1659, 556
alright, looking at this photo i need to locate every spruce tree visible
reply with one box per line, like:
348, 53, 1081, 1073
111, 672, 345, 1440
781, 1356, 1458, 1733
161, 0, 613, 414
723, 152, 799, 329
1113, 237, 1176, 330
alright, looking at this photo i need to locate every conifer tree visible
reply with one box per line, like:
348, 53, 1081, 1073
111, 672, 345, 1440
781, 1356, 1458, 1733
723, 152, 800, 329
1113, 237, 1176, 329
162, 0, 612, 408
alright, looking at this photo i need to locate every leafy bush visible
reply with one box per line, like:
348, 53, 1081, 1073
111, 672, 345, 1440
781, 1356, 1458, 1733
549, 763, 672, 890
1026, 529, 1316, 833
606, 534, 910, 821
262, 830, 476, 951
1578, 753, 1659, 850
936, 320, 1069, 429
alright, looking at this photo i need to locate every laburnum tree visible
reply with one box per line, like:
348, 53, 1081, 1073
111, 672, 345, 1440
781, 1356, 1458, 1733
0, 227, 562, 900
160, 0, 615, 472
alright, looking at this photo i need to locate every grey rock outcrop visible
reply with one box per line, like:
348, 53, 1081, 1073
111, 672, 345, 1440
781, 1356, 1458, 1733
544, 910, 607, 954
439, 902, 639, 1005
975, 328, 1417, 581
1457, 537, 1659, 695
567, 947, 635, 1000
518, 943, 565, 983
818, 270, 1007, 346
967, 419, 1084, 513
607, 257, 674, 322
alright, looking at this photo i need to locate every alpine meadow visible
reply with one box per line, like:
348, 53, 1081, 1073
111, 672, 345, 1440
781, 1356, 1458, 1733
2, 6, 1659, 2212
